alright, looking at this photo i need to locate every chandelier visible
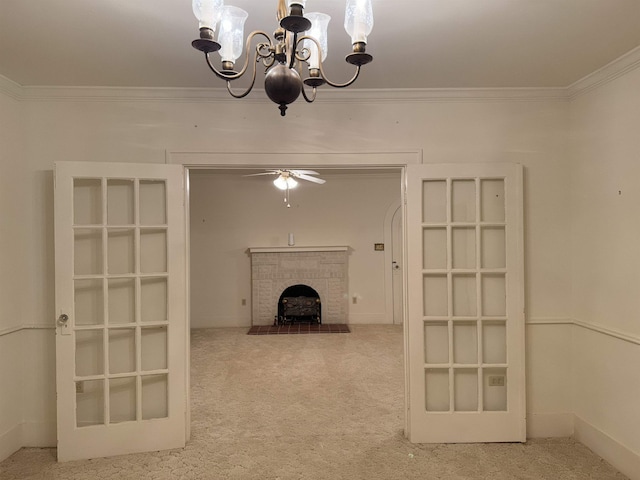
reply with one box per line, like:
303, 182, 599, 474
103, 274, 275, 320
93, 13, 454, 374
191, 0, 374, 116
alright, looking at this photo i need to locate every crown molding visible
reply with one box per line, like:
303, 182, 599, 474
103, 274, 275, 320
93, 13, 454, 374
567, 44, 640, 99
15, 84, 568, 104
313, 87, 568, 103
3, 45, 640, 104
0, 74, 23, 100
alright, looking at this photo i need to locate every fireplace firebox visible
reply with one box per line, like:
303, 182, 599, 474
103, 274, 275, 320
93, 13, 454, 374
275, 284, 321, 325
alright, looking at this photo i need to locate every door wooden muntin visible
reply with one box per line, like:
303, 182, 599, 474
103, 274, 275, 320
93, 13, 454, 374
55, 161, 187, 461
405, 163, 525, 443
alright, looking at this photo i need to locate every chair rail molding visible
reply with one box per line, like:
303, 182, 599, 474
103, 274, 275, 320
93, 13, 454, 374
526, 317, 640, 346
0, 324, 55, 337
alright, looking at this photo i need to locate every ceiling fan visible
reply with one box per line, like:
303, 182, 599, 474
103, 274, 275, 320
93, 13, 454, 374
244, 169, 326, 207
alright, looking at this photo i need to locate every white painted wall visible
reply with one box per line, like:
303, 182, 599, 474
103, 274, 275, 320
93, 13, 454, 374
569, 66, 640, 478
0, 81, 29, 460
1, 84, 576, 459
0, 85, 27, 333
189, 172, 401, 327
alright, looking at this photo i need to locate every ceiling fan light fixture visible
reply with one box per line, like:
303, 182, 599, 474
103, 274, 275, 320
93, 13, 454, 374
274, 176, 298, 190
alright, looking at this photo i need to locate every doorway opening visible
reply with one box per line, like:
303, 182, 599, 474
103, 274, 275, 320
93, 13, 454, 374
186, 165, 407, 440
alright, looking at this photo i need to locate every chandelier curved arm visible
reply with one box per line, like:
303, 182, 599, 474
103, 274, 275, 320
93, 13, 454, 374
225, 60, 259, 99
204, 30, 274, 82
300, 84, 317, 103
295, 35, 363, 88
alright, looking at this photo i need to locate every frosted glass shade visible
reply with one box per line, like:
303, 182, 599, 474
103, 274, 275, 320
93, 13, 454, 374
344, 0, 374, 44
217, 6, 248, 63
274, 176, 298, 190
288, 0, 307, 7
192, 0, 224, 30
304, 13, 331, 70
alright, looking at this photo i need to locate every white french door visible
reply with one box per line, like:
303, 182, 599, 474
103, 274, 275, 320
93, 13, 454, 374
54, 161, 188, 461
405, 163, 525, 443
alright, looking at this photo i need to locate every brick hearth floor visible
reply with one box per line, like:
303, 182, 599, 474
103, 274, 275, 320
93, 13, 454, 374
248, 324, 350, 335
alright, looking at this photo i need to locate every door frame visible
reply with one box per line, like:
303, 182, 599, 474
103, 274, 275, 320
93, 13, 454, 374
171, 151, 524, 444
172, 150, 419, 439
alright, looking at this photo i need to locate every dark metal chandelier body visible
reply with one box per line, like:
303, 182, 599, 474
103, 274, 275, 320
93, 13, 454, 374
191, 0, 374, 116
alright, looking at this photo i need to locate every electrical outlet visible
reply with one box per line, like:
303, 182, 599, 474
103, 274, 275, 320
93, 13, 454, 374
488, 375, 505, 387
76, 381, 84, 394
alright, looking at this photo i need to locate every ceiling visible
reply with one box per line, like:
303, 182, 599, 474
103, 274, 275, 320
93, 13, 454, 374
1, 0, 640, 90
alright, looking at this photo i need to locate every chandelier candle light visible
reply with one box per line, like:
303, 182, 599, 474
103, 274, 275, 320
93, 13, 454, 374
191, 0, 374, 116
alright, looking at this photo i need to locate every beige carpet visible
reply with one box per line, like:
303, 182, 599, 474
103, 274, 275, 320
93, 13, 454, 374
0, 325, 628, 479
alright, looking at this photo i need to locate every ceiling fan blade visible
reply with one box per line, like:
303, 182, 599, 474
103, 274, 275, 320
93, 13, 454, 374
295, 173, 326, 184
290, 169, 319, 175
242, 172, 278, 177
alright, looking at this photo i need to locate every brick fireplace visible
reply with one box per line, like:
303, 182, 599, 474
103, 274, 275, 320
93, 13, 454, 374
248, 247, 349, 326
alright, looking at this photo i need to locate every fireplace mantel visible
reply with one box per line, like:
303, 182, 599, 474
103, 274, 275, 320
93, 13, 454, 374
248, 246, 349, 254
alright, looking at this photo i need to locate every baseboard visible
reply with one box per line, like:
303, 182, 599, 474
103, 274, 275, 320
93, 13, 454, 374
574, 415, 640, 480
0, 423, 22, 463
347, 313, 390, 324
526, 412, 574, 438
190, 317, 251, 328
21, 421, 56, 448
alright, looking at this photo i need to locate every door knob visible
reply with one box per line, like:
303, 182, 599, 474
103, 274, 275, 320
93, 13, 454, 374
57, 313, 69, 326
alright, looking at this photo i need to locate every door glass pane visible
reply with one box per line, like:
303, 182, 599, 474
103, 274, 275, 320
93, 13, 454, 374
140, 180, 167, 225
76, 379, 104, 427
140, 229, 167, 273
74, 178, 102, 225
109, 377, 137, 423
452, 275, 476, 316
74, 279, 104, 326
424, 322, 448, 364
481, 179, 505, 222
452, 227, 476, 269
422, 180, 446, 223
108, 278, 135, 324
452, 180, 476, 223
454, 369, 478, 411
423, 228, 447, 269
75, 329, 104, 377
423, 275, 448, 316
482, 274, 506, 316
483, 321, 507, 364
74, 229, 103, 275
107, 179, 134, 225
109, 328, 136, 374
142, 374, 168, 420
107, 228, 135, 274
141, 278, 168, 323
483, 368, 507, 411
141, 326, 168, 371
425, 369, 449, 412
453, 322, 478, 364
481, 227, 506, 269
